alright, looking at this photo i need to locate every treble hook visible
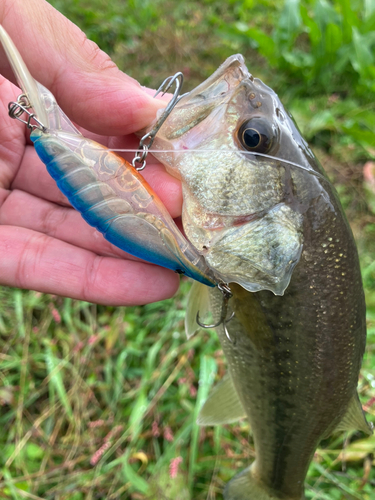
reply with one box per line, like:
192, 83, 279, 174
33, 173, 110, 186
132, 72, 185, 171
196, 283, 236, 343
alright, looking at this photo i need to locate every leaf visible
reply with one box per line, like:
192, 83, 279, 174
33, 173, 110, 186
338, 434, 375, 461
325, 22, 342, 57
275, 0, 302, 47
300, 4, 321, 47
26, 443, 44, 460
308, 110, 337, 135
244, 27, 277, 64
351, 27, 375, 79
14, 291, 25, 338
188, 355, 217, 491
312, 462, 366, 500
314, 0, 340, 33
365, 0, 375, 19
122, 451, 150, 494
283, 50, 314, 69
341, 122, 375, 152
338, 0, 359, 43
44, 342, 73, 420
129, 391, 148, 443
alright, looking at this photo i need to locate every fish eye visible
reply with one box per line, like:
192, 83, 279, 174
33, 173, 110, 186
237, 118, 274, 154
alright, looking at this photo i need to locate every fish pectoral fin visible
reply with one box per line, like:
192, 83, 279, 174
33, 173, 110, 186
197, 374, 247, 426
185, 281, 211, 338
332, 392, 373, 436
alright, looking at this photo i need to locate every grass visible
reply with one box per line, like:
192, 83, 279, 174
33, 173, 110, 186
1, 0, 375, 499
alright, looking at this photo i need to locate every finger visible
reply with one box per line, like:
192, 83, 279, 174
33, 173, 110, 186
0, 189, 124, 258
0, 190, 121, 258
0, 76, 26, 189
0, 225, 180, 305
140, 164, 182, 218
11, 145, 71, 206
0, 0, 166, 135
1, 188, 182, 259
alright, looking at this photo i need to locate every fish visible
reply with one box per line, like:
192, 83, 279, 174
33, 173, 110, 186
150, 55, 373, 500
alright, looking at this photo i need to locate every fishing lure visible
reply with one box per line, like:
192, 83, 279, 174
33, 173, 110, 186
0, 25, 217, 287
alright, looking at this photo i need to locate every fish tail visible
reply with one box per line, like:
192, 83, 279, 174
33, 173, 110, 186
224, 464, 304, 500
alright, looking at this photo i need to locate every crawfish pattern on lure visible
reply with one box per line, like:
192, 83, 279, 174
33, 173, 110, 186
150, 55, 372, 500
1, 24, 372, 500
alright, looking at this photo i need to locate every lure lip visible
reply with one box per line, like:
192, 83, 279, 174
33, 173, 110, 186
0, 25, 48, 127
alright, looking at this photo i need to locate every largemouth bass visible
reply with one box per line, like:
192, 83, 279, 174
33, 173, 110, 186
151, 55, 372, 500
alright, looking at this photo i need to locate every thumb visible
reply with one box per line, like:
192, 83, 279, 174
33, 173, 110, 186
0, 0, 164, 135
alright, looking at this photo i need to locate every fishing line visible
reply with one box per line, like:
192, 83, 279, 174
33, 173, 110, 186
89, 148, 328, 182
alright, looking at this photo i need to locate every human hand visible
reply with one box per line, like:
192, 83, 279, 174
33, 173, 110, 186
0, 0, 182, 305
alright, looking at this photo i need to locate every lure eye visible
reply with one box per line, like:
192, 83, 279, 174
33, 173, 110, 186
237, 118, 274, 154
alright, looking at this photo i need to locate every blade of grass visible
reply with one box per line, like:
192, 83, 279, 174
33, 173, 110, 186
188, 355, 217, 493
121, 450, 150, 495
44, 341, 73, 421
312, 462, 366, 500
14, 291, 25, 339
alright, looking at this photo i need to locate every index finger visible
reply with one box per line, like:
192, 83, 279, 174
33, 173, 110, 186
0, 0, 165, 135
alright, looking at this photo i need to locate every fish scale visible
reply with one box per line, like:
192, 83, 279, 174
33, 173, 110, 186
208, 187, 366, 499
181, 152, 284, 215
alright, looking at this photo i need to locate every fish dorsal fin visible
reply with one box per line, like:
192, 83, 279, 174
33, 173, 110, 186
197, 374, 247, 426
185, 281, 210, 339
333, 393, 373, 436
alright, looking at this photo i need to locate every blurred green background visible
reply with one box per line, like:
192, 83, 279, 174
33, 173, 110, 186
1, 1, 375, 499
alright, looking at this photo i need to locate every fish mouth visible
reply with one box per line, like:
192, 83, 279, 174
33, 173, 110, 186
199, 212, 261, 231
180, 54, 250, 102
154, 55, 251, 142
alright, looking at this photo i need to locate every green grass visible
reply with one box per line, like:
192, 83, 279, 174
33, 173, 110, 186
1, 0, 375, 499
0, 285, 374, 499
